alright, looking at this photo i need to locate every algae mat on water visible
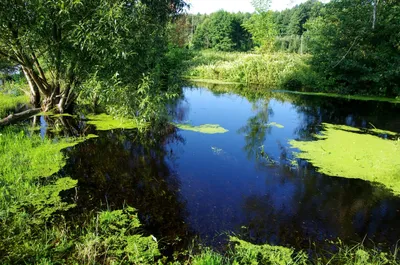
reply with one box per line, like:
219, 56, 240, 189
174, 123, 229, 134
86, 113, 146, 131
290, 123, 400, 194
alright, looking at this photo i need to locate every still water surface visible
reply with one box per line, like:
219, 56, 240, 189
61, 85, 400, 253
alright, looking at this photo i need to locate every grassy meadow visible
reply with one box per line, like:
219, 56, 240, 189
183, 50, 318, 91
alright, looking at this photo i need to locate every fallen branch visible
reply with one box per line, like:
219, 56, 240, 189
0, 108, 41, 126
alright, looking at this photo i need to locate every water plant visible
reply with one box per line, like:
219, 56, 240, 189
290, 123, 400, 194
86, 113, 146, 131
175, 123, 229, 134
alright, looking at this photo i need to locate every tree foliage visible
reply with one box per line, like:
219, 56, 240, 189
0, 0, 186, 115
305, 0, 400, 96
243, 11, 277, 52
192, 11, 252, 51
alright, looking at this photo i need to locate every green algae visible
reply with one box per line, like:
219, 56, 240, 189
174, 123, 229, 134
86, 113, 145, 131
275, 90, 400, 104
289, 123, 400, 194
370, 128, 399, 136
267, 122, 284, 129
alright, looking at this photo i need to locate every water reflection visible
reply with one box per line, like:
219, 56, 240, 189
171, 83, 400, 251
42, 83, 400, 255
60, 124, 192, 255
239, 164, 400, 249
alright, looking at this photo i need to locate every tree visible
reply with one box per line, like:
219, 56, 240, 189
191, 11, 253, 51
192, 11, 236, 51
0, 0, 186, 115
305, 0, 400, 96
243, 0, 277, 52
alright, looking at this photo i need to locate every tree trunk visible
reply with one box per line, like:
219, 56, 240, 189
22, 66, 41, 108
57, 81, 73, 113
0, 108, 41, 126
372, 0, 379, 30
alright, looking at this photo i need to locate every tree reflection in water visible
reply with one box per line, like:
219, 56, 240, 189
60, 122, 192, 255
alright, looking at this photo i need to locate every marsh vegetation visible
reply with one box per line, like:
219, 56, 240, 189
1, 0, 400, 264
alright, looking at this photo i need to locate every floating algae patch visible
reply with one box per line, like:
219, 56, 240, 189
86, 113, 145, 131
174, 123, 229, 134
267, 122, 284, 129
290, 123, 400, 194
370, 128, 399, 137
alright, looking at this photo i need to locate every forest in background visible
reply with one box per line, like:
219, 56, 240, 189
169, 0, 400, 97
0, 0, 400, 264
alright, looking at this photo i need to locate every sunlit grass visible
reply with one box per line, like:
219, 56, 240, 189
0, 93, 29, 118
184, 50, 311, 88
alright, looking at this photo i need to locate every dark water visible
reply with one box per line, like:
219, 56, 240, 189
60, 86, 400, 254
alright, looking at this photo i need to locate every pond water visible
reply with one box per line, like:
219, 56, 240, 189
60, 85, 400, 254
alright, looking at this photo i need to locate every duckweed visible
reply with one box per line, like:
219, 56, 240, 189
86, 113, 145, 131
290, 123, 400, 194
175, 123, 229, 134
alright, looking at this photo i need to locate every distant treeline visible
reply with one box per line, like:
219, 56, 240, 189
169, 0, 400, 97
169, 0, 324, 53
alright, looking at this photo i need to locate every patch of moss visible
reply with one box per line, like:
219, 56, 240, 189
290, 123, 400, 194
174, 123, 229, 134
86, 113, 145, 131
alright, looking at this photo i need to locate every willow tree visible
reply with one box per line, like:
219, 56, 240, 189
0, 0, 186, 114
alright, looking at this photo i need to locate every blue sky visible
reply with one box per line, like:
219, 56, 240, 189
187, 0, 299, 13
186, 0, 328, 13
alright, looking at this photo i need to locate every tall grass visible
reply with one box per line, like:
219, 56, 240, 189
184, 50, 318, 90
0, 127, 161, 264
0, 93, 29, 117
178, 238, 399, 265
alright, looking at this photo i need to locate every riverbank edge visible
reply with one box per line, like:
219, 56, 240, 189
184, 77, 400, 104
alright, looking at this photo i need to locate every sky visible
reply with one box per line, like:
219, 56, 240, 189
186, 0, 324, 13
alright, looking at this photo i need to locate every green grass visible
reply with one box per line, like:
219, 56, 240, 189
184, 50, 400, 103
177, 237, 399, 265
275, 90, 400, 104
184, 50, 311, 88
0, 93, 29, 117
0, 126, 161, 264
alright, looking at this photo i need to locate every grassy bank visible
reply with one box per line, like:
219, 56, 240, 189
183, 50, 400, 101
0, 93, 28, 117
188, 239, 399, 265
0, 126, 162, 264
183, 50, 316, 90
